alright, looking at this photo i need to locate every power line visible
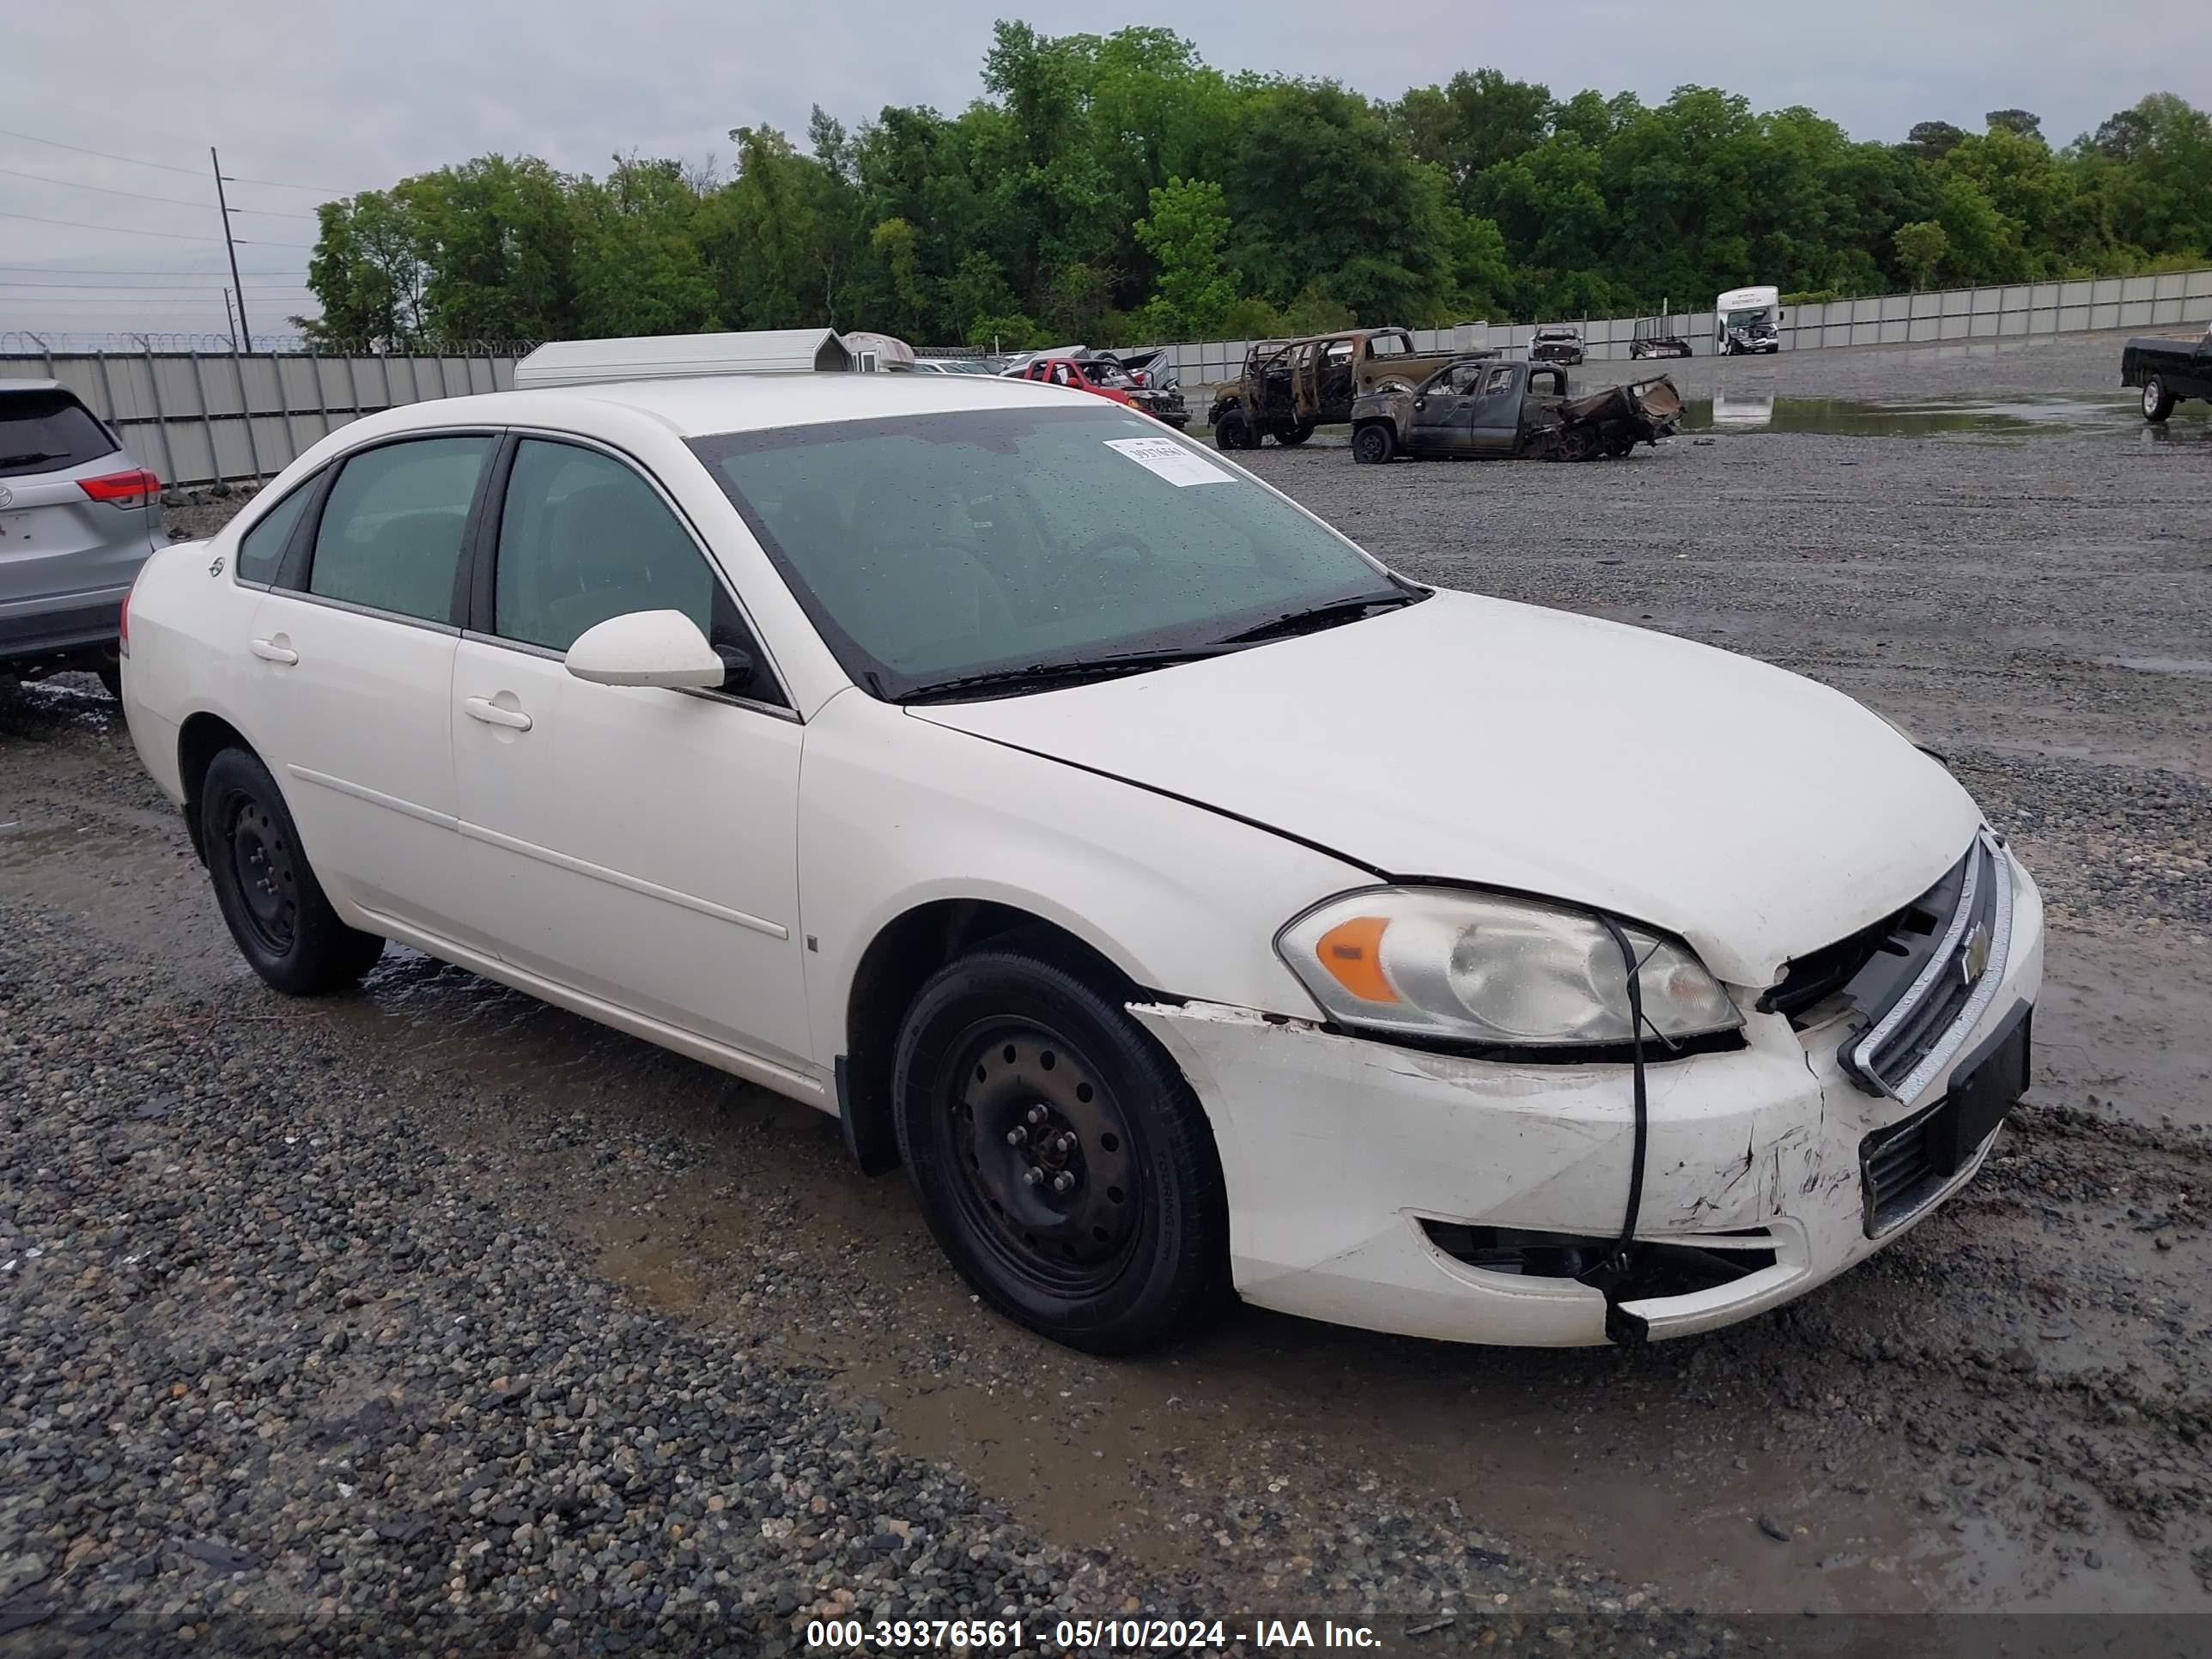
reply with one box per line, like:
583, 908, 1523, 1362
0, 280, 315, 291
0, 208, 313, 247
0, 265, 302, 277
0, 125, 345, 193
0, 162, 320, 218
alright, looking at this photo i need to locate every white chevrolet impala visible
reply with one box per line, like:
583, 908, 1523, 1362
119, 343, 2042, 1353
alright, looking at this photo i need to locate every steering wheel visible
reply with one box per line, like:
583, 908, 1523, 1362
1049, 531, 1154, 600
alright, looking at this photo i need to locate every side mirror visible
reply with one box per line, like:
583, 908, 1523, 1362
565, 609, 727, 690
1413, 397, 1427, 410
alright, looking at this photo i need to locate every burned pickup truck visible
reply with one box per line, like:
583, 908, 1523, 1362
1208, 327, 1474, 449
1350, 358, 1682, 463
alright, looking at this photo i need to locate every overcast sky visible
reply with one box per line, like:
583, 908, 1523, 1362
3, 0, 2203, 343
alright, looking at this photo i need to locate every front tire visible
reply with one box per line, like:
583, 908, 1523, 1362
1352, 422, 1395, 465
1212, 410, 1253, 451
891, 946, 1229, 1353
2142, 376, 2176, 422
199, 747, 385, 994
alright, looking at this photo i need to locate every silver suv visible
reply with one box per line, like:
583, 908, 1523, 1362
1, 380, 161, 699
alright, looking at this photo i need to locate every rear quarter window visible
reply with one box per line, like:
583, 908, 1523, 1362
0, 388, 118, 479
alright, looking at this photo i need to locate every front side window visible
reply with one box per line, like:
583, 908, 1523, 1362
235, 480, 315, 584
690, 406, 1413, 700
307, 435, 491, 623
492, 439, 779, 700
1484, 367, 1519, 396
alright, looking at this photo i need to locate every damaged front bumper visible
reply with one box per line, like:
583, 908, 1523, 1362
1132, 854, 2043, 1347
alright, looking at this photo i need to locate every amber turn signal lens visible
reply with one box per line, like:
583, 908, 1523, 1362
1313, 915, 1398, 1005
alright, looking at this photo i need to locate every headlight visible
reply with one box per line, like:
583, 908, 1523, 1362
1277, 888, 1741, 1047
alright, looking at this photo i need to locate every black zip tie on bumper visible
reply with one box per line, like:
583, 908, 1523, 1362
1580, 915, 1652, 1346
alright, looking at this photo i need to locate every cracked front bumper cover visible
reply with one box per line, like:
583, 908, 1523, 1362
1131, 854, 2043, 1347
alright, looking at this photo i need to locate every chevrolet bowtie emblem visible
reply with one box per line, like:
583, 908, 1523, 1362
1959, 921, 1992, 988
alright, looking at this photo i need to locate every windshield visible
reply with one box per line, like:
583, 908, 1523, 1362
1723, 307, 1775, 330
690, 406, 1411, 700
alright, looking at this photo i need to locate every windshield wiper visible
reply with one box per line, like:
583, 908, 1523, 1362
0, 450, 63, 468
1216, 590, 1424, 645
896, 646, 1236, 704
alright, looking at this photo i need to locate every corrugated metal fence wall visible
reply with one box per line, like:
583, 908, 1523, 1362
0, 346, 520, 490
1150, 266, 2212, 386
4, 266, 2208, 481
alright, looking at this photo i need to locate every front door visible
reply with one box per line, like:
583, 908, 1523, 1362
243, 433, 494, 944
448, 435, 811, 1073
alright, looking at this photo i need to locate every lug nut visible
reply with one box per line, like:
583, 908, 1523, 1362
1052, 1171, 1074, 1194
1056, 1133, 1077, 1154
1005, 1127, 1026, 1146
1027, 1105, 1047, 1125
1023, 1168, 1043, 1187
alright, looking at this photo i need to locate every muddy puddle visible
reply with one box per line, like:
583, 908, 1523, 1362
264, 940, 2211, 1619
1680, 388, 2185, 437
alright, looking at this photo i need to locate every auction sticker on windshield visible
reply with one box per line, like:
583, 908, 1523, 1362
1104, 435, 1231, 487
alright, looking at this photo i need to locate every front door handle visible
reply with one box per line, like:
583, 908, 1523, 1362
250, 638, 297, 665
463, 696, 532, 732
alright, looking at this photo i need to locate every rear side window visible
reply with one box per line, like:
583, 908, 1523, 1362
0, 388, 118, 479
307, 436, 491, 623
234, 483, 314, 585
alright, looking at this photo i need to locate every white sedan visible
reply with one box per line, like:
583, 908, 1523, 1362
118, 350, 2042, 1353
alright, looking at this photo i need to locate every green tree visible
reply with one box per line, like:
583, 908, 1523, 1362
1133, 176, 1237, 337
1893, 219, 1949, 288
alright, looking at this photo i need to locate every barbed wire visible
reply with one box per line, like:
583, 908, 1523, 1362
0, 330, 537, 357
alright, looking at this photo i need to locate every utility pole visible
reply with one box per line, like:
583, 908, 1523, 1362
210, 147, 251, 351
221, 288, 240, 353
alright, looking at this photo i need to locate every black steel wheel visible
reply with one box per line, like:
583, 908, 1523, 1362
1274, 421, 1314, 447
1352, 422, 1395, 465
1212, 410, 1253, 451
891, 945, 1229, 1352
938, 1019, 1143, 1293
199, 747, 384, 994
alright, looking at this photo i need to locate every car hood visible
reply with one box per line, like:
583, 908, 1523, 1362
907, 590, 1984, 988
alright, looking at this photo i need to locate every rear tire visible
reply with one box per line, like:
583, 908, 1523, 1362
2142, 376, 2176, 422
94, 649, 123, 702
199, 747, 384, 995
1352, 422, 1395, 465
891, 946, 1229, 1354
1275, 422, 1314, 447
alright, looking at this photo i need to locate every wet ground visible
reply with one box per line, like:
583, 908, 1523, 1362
5, 328, 2209, 1629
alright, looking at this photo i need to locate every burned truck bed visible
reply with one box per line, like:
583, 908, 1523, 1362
1351, 360, 1682, 464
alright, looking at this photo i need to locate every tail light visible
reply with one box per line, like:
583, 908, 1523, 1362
80, 467, 161, 509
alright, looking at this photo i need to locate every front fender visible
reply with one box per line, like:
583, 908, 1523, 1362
797, 690, 1372, 1064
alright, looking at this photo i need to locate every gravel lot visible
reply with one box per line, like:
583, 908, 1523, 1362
3, 330, 2209, 1652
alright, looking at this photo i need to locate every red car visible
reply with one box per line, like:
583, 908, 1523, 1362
1008, 356, 1137, 405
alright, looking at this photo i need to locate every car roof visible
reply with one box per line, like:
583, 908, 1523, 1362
0, 379, 70, 396
337, 369, 1092, 445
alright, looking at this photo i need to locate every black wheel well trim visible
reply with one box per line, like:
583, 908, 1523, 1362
175, 710, 255, 864
835, 897, 1178, 1176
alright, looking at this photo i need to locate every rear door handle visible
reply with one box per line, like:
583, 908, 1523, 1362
463, 696, 532, 732
249, 638, 298, 665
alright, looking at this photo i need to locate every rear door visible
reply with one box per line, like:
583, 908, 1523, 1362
246, 431, 495, 945
0, 386, 156, 650
1468, 364, 1527, 453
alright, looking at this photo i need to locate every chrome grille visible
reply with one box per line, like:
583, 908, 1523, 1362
1842, 833, 2014, 1104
